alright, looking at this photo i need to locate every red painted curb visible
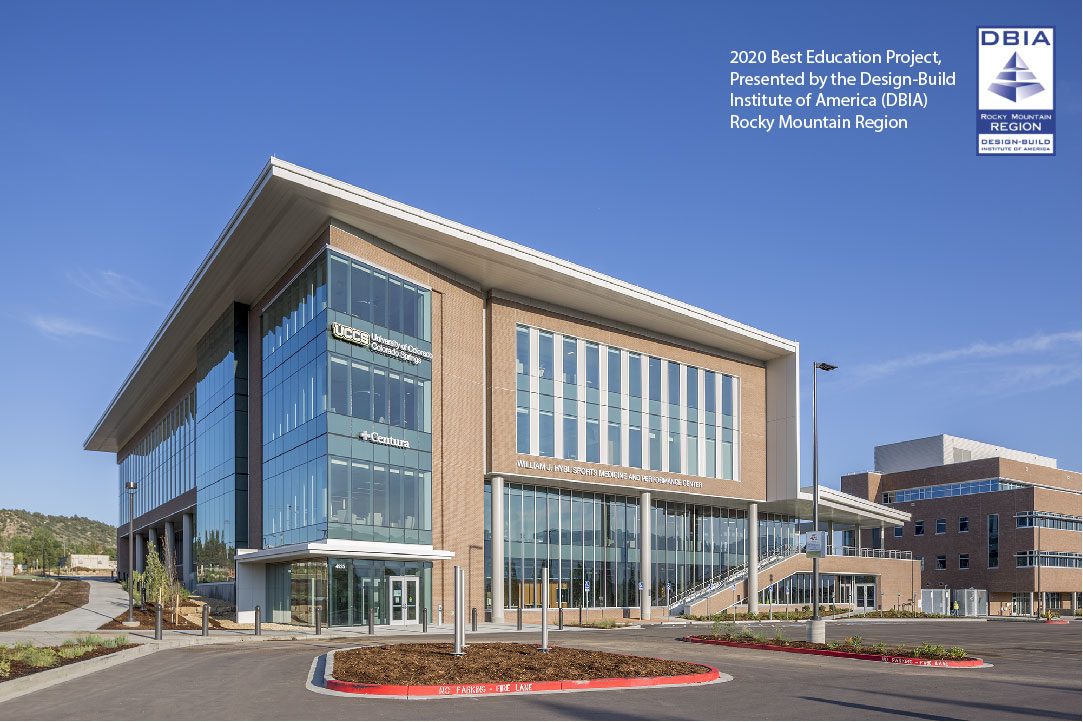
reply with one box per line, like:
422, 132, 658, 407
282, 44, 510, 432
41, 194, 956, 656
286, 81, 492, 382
1042, 620, 1069, 624
682, 636, 983, 667
326, 665, 720, 697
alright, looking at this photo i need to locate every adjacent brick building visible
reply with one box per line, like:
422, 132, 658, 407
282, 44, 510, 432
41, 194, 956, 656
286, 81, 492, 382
843, 435, 1082, 616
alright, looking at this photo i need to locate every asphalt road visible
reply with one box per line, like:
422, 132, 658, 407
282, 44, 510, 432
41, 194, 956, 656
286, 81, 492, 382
2, 619, 1079, 720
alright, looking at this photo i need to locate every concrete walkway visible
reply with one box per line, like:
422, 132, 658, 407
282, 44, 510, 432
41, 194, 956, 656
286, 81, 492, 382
20, 577, 128, 635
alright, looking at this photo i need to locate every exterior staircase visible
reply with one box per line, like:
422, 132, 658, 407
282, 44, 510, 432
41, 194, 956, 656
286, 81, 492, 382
667, 545, 801, 616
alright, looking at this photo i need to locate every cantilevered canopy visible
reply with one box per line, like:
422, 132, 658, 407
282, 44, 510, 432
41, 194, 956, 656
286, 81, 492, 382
761, 486, 910, 526
85, 158, 798, 454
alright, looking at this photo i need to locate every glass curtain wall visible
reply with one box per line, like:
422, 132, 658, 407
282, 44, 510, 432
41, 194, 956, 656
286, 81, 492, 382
194, 303, 249, 583
484, 481, 792, 609
118, 389, 195, 524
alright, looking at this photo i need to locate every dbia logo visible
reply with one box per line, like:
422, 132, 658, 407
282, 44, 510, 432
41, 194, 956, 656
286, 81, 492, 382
987, 53, 1045, 102
979, 29, 1051, 46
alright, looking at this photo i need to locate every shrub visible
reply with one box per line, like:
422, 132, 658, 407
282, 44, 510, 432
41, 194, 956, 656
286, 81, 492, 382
845, 635, 863, 650
750, 632, 768, 644
73, 634, 105, 648
947, 647, 967, 659
772, 628, 786, 645
58, 645, 92, 660
874, 642, 887, 654
20, 648, 58, 668
913, 642, 948, 659
103, 635, 129, 648
0, 659, 9, 678
826, 641, 840, 650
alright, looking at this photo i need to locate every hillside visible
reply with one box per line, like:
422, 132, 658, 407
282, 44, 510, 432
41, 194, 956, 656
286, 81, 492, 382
0, 509, 116, 555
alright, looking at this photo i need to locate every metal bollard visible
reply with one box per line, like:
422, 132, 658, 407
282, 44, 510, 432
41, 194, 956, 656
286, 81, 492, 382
579, 605, 583, 626
558, 606, 564, 630
452, 565, 465, 656
254, 605, 261, 636
438, 603, 443, 626
154, 604, 162, 640
471, 607, 478, 632
315, 607, 322, 636
539, 567, 551, 653
368, 608, 375, 635
422, 607, 428, 633
517, 603, 523, 631
201, 605, 209, 637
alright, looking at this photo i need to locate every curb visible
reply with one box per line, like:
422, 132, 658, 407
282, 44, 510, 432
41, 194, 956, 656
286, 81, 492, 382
0, 645, 159, 704
322, 648, 721, 698
681, 637, 984, 667
1042, 620, 1070, 624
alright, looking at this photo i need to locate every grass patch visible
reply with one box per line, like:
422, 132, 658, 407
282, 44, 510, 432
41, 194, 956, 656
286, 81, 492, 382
566, 619, 631, 629
696, 627, 974, 660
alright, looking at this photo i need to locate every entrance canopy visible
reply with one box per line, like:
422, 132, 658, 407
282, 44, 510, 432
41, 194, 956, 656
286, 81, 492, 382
760, 485, 909, 527
236, 539, 454, 565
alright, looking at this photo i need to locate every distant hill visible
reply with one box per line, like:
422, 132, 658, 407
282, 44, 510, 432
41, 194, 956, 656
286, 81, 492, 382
0, 509, 116, 556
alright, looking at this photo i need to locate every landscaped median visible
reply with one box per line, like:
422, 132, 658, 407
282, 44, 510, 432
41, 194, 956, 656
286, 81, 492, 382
1, 635, 134, 682
321, 642, 723, 698
682, 625, 983, 668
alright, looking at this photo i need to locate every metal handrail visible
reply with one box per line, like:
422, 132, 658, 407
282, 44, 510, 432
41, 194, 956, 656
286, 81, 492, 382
669, 545, 801, 609
829, 546, 912, 560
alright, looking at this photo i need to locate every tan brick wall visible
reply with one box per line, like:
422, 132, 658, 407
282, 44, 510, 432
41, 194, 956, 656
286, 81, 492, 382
488, 296, 768, 503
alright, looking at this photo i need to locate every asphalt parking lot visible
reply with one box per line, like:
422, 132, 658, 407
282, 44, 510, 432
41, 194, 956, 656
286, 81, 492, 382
2, 619, 1079, 720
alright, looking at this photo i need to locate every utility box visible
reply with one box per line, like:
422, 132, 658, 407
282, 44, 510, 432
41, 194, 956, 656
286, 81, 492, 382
952, 588, 988, 617
921, 588, 950, 616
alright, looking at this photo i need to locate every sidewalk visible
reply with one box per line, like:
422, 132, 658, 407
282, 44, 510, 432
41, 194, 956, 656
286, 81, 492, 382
18, 577, 129, 635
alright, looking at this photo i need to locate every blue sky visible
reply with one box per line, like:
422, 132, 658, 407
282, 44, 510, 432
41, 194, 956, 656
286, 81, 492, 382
0, 2, 1078, 525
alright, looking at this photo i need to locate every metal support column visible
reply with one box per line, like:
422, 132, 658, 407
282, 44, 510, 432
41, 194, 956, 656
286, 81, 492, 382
639, 490, 652, 620
492, 476, 505, 623
747, 502, 759, 614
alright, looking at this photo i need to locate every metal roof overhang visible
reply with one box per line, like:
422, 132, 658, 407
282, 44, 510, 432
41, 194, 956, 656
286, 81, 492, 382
85, 158, 798, 454
235, 540, 455, 565
760, 486, 911, 526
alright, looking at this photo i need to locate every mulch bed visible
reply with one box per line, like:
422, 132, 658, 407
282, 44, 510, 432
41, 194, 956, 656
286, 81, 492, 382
99, 605, 224, 631
332, 642, 710, 686
0, 580, 89, 632
1, 644, 137, 683
689, 635, 974, 661
0, 579, 58, 615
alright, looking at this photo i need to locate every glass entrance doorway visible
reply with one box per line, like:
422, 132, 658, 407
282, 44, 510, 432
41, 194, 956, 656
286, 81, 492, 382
855, 582, 876, 612
389, 576, 420, 625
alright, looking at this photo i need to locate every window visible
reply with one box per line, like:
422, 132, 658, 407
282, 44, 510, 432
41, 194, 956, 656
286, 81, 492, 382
959, 517, 969, 533
935, 555, 947, 570
959, 554, 969, 570
537, 332, 553, 380
516, 326, 530, 375
562, 337, 577, 385
584, 343, 599, 390
893, 525, 903, 537
914, 520, 924, 536
607, 348, 621, 395
935, 519, 946, 535
882, 478, 1026, 503
988, 514, 999, 569
563, 413, 578, 460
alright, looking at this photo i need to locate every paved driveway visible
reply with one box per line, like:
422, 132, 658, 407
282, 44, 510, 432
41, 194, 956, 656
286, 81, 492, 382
1, 620, 1078, 720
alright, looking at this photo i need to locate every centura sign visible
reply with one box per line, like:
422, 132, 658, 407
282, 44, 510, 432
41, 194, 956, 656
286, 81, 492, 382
359, 430, 411, 449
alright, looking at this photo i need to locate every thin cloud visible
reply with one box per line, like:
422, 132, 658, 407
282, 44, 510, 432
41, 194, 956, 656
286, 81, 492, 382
31, 316, 115, 340
67, 269, 162, 306
848, 331, 1082, 385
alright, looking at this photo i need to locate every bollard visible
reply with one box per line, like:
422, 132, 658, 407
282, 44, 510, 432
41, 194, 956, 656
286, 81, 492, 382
471, 607, 478, 632
368, 608, 375, 635
579, 604, 583, 626
154, 604, 162, 640
422, 607, 428, 633
315, 607, 321, 636
452, 565, 465, 656
558, 605, 564, 630
459, 568, 469, 650
517, 603, 523, 631
438, 603, 443, 626
201, 605, 209, 637
539, 567, 551, 653
254, 605, 261, 636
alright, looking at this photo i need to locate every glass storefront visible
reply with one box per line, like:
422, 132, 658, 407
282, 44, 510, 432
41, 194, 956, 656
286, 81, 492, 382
266, 558, 431, 626
758, 573, 877, 608
486, 480, 797, 608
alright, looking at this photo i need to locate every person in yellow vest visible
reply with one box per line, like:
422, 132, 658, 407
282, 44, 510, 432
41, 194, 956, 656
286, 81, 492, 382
952, 600, 960, 616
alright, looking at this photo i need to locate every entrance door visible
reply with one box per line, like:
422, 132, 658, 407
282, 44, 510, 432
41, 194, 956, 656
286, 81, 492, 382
855, 583, 876, 612
389, 576, 420, 625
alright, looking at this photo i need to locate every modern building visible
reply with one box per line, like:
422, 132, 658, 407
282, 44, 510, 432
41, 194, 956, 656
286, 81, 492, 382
86, 159, 913, 626
844, 435, 1082, 616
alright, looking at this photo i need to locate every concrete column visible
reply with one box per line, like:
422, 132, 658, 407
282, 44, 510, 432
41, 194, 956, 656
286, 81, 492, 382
855, 525, 862, 556
640, 490, 652, 620
880, 522, 886, 551
163, 520, 175, 571
182, 513, 194, 588
826, 521, 834, 555
135, 533, 145, 573
491, 476, 505, 623
747, 502, 758, 614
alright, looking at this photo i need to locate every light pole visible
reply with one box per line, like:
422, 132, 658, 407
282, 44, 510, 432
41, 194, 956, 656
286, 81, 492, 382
807, 361, 836, 643
1035, 518, 1042, 619
126, 481, 138, 625
41, 520, 48, 576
